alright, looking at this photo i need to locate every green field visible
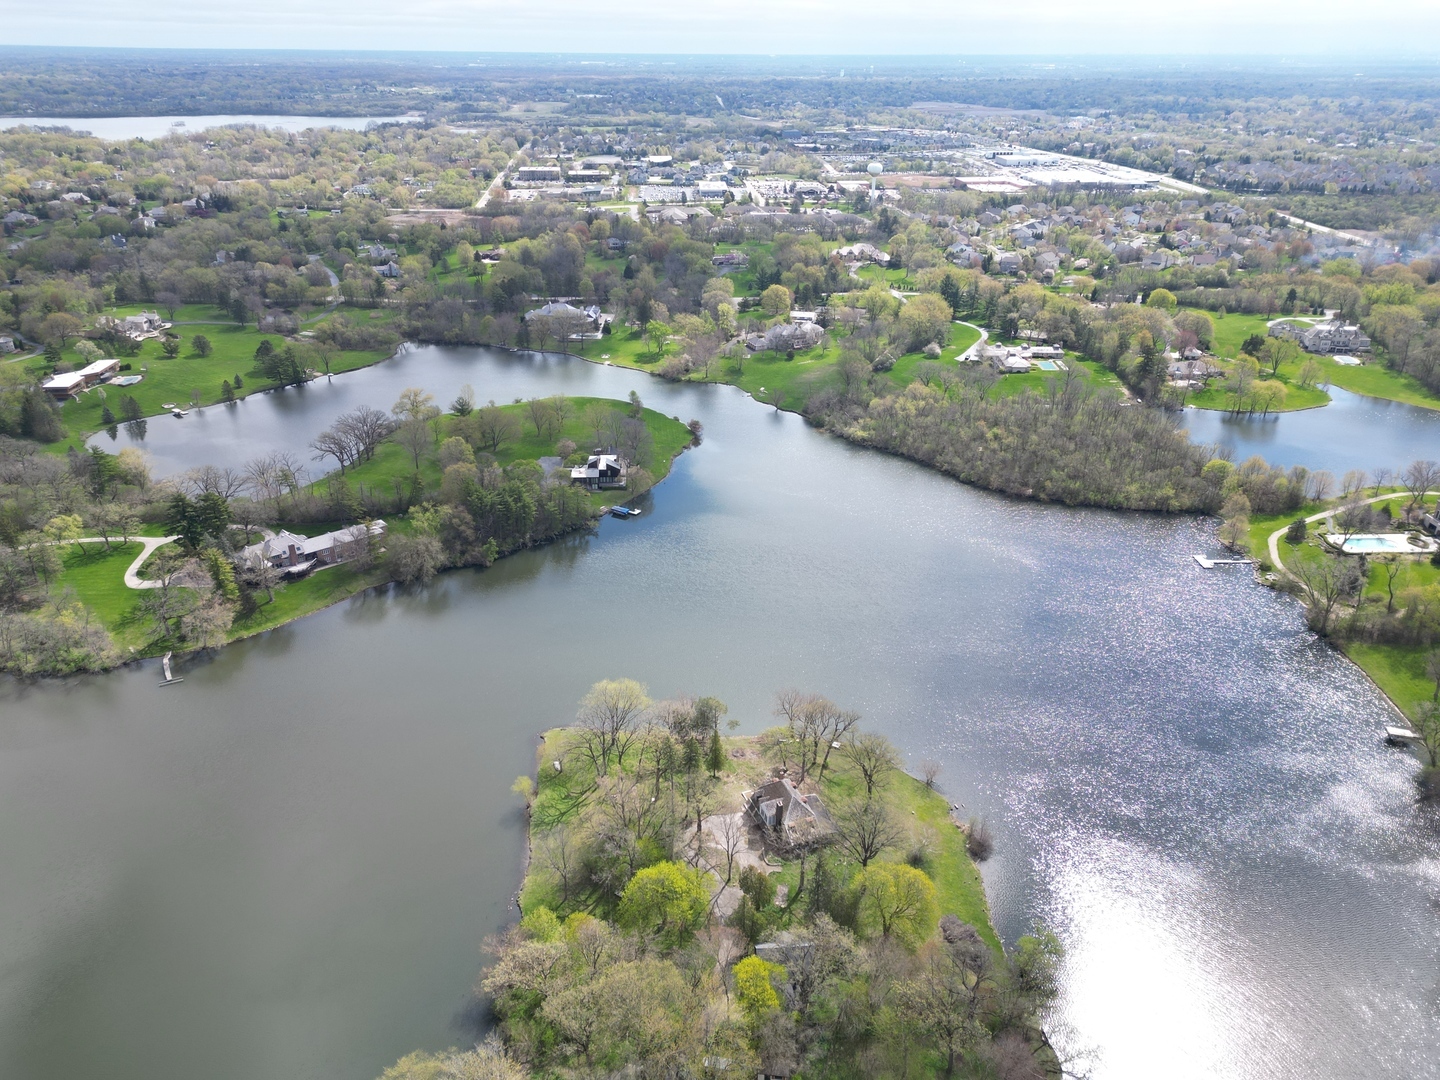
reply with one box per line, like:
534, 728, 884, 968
54, 541, 151, 650
36, 308, 394, 449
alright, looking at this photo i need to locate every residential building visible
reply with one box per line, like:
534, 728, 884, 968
238, 521, 386, 573
41, 357, 121, 401
570, 453, 627, 491
742, 777, 829, 845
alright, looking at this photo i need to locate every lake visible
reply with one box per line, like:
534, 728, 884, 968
0, 115, 420, 140
1182, 384, 1440, 477
15, 347, 1440, 1080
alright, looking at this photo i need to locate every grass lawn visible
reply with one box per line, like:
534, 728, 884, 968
1343, 643, 1435, 719
54, 541, 151, 650
227, 561, 383, 641
989, 356, 1121, 400
1187, 377, 1330, 413
1321, 359, 1440, 412
1205, 310, 1277, 359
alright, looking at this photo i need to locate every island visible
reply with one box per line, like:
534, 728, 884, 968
377, 681, 1061, 1080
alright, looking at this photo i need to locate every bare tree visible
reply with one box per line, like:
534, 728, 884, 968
1377, 556, 1404, 614
180, 464, 247, 500
310, 426, 359, 474
1292, 552, 1361, 635
713, 812, 745, 887
474, 405, 522, 453
537, 827, 584, 907
773, 690, 861, 783
395, 417, 432, 469
1340, 469, 1369, 499
841, 731, 899, 798
1402, 460, 1440, 517
576, 678, 652, 777
831, 796, 902, 869
335, 405, 395, 463
920, 760, 942, 789
1371, 466, 1394, 496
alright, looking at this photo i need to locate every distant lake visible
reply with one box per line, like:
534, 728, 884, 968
1182, 385, 1440, 476
0, 115, 421, 140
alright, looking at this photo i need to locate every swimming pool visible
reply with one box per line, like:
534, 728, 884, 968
1331, 533, 1430, 554
1035, 360, 1058, 371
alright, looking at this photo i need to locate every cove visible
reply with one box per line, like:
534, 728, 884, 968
17, 346, 1440, 1080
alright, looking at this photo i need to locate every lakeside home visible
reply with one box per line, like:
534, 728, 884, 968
237, 520, 386, 574
41, 357, 121, 400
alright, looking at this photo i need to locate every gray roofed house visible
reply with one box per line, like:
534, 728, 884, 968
570, 453, 627, 491
743, 776, 830, 844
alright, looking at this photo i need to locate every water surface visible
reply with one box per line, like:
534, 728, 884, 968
0, 115, 420, 140
18, 347, 1440, 1080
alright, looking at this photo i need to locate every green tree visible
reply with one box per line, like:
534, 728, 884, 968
852, 863, 938, 951
162, 338, 181, 359
760, 284, 793, 319
1145, 287, 1177, 312
707, 727, 724, 778
192, 334, 213, 357
617, 861, 710, 946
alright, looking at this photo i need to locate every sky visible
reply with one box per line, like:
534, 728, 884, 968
3, 0, 1440, 56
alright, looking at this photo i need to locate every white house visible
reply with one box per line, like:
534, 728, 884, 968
41, 357, 121, 401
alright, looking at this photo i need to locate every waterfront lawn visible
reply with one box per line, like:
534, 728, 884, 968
1187, 375, 1331, 413
1321, 359, 1440, 412
1343, 643, 1435, 719
228, 561, 383, 641
47, 314, 393, 450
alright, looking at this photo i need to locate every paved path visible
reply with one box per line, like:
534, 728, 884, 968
1265, 492, 1435, 580
957, 321, 988, 361
55, 534, 180, 588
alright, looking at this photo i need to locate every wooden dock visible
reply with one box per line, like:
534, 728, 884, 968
1193, 554, 1253, 569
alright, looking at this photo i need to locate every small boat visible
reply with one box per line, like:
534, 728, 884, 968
610, 506, 639, 519
159, 651, 184, 686
1386, 725, 1421, 744
172, 409, 186, 418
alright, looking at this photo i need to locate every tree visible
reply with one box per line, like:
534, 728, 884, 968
335, 406, 395, 462
1402, 460, 1440, 517
1259, 336, 1300, 376
1292, 551, 1361, 635
852, 863, 938, 950
473, 405, 522, 452
192, 334, 213, 357
39, 312, 82, 346
898, 292, 952, 352
617, 861, 710, 946
1218, 491, 1251, 551
1145, 287, 1177, 312
760, 284, 793, 319
774, 690, 861, 783
392, 387, 437, 424
220, 379, 236, 403
707, 727, 724, 778
644, 319, 671, 360
387, 532, 444, 585
841, 731, 898, 797
894, 937, 989, 1077
831, 795, 901, 869
577, 677, 651, 776
396, 418, 432, 469
42, 513, 84, 552
1415, 703, 1440, 768
733, 955, 783, 1024
162, 338, 181, 359
378, 1044, 527, 1080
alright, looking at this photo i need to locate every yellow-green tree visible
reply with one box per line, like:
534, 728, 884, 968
852, 863, 938, 951
732, 955, 783, 1024
617, 861, 710, 946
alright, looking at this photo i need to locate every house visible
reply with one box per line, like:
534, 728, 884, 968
994, 252, 1024, 274
570, 452, 627, 491
743, 776, 829, 844
834, 242, 890, 265
238, 521, 386, 573
41, 357, 121, 401
114, 311, 166, 338
1300, 321, 1370, 354
2, 210, 39, 231
712, 250, 749, 271
378, 261, 401, 279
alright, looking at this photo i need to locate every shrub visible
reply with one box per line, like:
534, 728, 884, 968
966, 818, 994, 861
1285, 518, 1307, 544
